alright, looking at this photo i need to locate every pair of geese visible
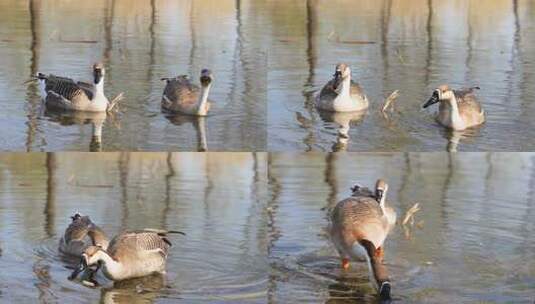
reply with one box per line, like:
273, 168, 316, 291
59, 213, 185, 283
317, 63, 486, 131
34, 63, 214, 116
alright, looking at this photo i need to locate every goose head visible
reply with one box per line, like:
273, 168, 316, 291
423, 84, 454, 108
332, 63, 351, 92
199, 69, 213, 87
375, 179, 388, 204
69, 245, 107, 280
92, 62, 105, 85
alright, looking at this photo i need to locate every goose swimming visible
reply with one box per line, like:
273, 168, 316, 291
423, 85, 485, 131
70, 229, 185, 282
316, 63, 369, 112
161, 69, 214, 116
330, 179, 397, 302
35, 63, 109, 112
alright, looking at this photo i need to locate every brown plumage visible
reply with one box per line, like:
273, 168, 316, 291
424, 85, 485, 130
161, 69, 214, 116
59, 213, 109, 257
330, 179, 396, 301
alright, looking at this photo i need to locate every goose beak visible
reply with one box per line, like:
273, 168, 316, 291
423, 91, 439, 108
93, 69, 103, 84
379, 282, 392, 304
68, 256, 88, 280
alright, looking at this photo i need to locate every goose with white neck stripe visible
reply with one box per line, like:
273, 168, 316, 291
35, 63, 109, 112
423, 84, 485, 131
316, 63, 369, 112
330, 179, 397, 303
69, 229, 185, 282
161, 69, 214, 116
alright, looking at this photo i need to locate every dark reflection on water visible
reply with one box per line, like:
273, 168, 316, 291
0, 153, 268, 303
268, 153, 535, 303
268, 0, 535, 151
0, 0, 267, 151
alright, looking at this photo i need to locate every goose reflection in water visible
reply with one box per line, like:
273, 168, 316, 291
318, 110, 367, 152
99, 273, 166, 304
442, 127, 481, 152
163, 113, 208, 152
42, 108, 107, 152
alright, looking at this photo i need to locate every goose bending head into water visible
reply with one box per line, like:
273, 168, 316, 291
161, 69, 214, 116
316, 63, 369, 112
330, 179, 397, 302
423, 84, 485, 131
59, 213, 109, 257
70, 229, 185, 282
35, 63, 109, 112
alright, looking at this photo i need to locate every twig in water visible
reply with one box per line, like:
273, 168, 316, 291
402, 203, 421, 226
381, 90, 400, 113
107, 92, 124, 113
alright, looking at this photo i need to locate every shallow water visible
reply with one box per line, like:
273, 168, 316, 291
267, 0, 535, 151
0, 153, 268, 303
267, 153, 535, 303
0, 0, 267, 151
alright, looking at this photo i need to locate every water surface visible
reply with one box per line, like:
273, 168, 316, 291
268, 153, 535, 302
0, 152, 268, 303
0, 0, 267, 151
267, 0, 535, 151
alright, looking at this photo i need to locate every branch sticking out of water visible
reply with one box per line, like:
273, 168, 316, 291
402, 203, 421, 226
381, 90, 400, 113
107, 92, 125, 113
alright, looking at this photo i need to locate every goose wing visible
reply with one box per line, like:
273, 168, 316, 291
318, 79, 339, 100
455, 87, 483, 114
109, 231, 171, 259
162, 76, 200, 106
350, 80, 366, 100
41, 74, 93, 102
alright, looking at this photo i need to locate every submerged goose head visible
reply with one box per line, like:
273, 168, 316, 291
92, 63, 105, 86
423, 84, 455, 108
332, 63, 351, 92
69, 245, 107, 280
199, 69, 213, 87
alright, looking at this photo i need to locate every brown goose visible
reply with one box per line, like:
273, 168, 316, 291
330, 179, 396, 301
316, 63, 369, 112
59, 213, 109, 257
70, 229, 185, 282
161, 69, 214, 116
423, 84, 485, 130
35, 63, 109, 112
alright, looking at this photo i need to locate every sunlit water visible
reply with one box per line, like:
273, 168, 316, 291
0, 0, 267, 151
268, 153, 535, 303
267, 0, 535, 151
0, 153, 268, 303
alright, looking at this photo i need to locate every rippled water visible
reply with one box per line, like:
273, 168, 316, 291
0, 0, 267, 151
267, 153, 535, 303
267, 0, 535, 151
0, 153, 268, 303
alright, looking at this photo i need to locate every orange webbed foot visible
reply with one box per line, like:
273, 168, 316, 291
341, 258, 350, 270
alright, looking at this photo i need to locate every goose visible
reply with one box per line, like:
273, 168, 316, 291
59, 213, 109, 257
161, 69, 214, 116
69, 229, 185, 282
330, 179, 397, 302
34, 63, 109, 112
423, 85, 485, 131
316, 63, 369, 112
